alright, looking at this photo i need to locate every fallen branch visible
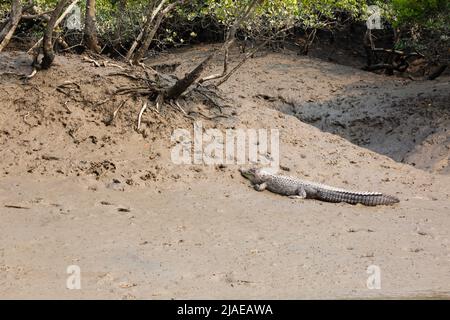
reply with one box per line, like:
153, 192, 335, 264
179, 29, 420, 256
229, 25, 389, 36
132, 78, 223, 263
4, 204, 30, 210
364, 42, 426, 76
82, 55, 101, 67
372, 48, 424, 59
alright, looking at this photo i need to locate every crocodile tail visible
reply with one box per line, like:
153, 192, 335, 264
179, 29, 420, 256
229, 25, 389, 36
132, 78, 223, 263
353, 193, 400, 206
376, 194, 400, 206
317, 189, 399, 206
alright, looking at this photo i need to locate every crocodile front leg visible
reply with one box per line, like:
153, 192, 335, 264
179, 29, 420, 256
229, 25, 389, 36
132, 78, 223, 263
254, 183, 267, 192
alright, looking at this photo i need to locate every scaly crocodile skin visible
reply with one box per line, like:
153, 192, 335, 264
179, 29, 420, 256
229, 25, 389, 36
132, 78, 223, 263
240, 168, 399, 206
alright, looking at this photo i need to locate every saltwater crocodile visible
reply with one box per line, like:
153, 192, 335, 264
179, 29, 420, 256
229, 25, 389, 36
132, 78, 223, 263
240, 167, 399, 206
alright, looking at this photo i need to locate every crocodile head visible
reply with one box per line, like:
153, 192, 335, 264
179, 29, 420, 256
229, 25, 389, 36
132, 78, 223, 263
239, 167, 264, 184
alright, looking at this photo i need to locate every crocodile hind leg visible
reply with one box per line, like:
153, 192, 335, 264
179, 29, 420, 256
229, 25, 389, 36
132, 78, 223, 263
289, 186, 307, 199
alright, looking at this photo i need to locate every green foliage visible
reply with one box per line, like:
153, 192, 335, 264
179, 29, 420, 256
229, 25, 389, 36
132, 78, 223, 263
206, 0, 296, 25
1, 0, 448, 49
368, 0, 450, 29
206, 0, 366, 30
34, 0, 60, 10
298, 0, 364, 28
392, 0, 449, 26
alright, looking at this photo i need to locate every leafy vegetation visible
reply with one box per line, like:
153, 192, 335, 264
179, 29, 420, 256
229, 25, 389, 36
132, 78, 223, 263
0, 0, 448, 70
1, 1, 448, 45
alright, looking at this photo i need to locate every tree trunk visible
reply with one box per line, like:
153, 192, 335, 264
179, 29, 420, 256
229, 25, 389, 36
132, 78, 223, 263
132, 1, 177, 64
84, 0, 101, 53
0, 0, 23, 52
113, 0, 127, 47
41, 0, 70, 69
27, 0, 80, 55
126, 0, 167, 62
302, 28, 316, 55
363, 29, 375, 67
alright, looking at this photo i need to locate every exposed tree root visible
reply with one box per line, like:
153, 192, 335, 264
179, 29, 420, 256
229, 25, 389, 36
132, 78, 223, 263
106, 66, 233, 132
427, 64, 448, 80
363, 47, 424, 75
137, 101, 148, 130
103, 100, 127, 126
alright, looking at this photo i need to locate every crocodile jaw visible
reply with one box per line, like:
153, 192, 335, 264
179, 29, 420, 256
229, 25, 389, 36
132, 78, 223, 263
239, 167, 255, 181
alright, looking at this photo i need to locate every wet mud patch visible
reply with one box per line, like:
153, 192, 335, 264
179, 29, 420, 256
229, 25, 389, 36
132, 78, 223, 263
258, 80, 450, 174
